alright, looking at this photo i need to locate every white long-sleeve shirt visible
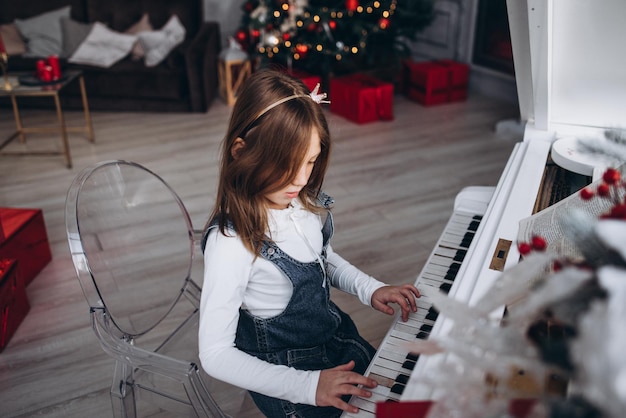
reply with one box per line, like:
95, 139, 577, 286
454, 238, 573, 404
198, 199, 386, 406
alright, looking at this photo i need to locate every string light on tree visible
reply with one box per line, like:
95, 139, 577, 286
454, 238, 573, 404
234, 0, 435, 76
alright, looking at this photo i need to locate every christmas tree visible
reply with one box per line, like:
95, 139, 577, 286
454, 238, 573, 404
233, 0, 435, 78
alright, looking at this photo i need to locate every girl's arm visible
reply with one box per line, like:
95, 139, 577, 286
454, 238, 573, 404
198, 231, 320, 405
326, 245, 387, 305
327, 246, 420, 321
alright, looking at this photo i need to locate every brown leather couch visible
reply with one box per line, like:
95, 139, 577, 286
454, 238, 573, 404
1, 0, 221, 112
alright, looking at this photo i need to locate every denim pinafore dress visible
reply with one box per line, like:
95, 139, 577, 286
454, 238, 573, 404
203, 195, 375, 418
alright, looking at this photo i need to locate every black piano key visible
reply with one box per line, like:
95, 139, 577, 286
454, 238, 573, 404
440, 282, 452, 293
444, 271, 457, 281
395, 374, 410, 384
406, 353, 420, 362
416, 331, 429, 339
425, 308, 439, 321
420, 324, 433, 332
468, 220, 480, 231
390, 383, 405, 395
453, 249, 466, 262
460, 232, 475, 247
402, 359, 416, 370
448, 263, 461, 273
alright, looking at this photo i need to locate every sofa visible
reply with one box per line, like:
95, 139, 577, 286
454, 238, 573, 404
0, 0, 221, 112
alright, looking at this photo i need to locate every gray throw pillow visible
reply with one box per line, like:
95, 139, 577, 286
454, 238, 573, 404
60, 17, 94, 58
15, 6, 71, 57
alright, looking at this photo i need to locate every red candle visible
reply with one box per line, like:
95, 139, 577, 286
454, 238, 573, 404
0, 33, 6, 54
41, 65, 53, 82
36, 59, 47, 80
47, 55, 61, 80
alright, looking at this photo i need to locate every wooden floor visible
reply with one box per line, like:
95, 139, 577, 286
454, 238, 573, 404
0, 93, 520, 417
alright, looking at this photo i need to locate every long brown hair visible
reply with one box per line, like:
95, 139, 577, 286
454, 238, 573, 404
207, 68, 332, 256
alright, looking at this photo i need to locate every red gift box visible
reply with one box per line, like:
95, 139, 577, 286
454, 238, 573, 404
376, 399, 537, 417
0, 259, 30, 352
287, 69, 322, 93
0, 208, 52, 287
403, 59, 469, 106
330, 73, 394, 124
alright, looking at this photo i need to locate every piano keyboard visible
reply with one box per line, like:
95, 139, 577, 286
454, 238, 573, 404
341, 188, 493, 417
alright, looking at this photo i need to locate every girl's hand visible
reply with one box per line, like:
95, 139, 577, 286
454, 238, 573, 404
316, 360, 377, 413
371, 284, 420, 322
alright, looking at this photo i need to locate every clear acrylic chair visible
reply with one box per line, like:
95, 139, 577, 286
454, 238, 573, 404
65, 160, 230, 418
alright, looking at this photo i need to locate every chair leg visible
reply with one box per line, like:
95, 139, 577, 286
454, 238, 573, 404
110, 361, 137, 418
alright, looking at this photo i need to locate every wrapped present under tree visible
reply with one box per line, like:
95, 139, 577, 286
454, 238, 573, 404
403, 59, 469, 106
329, 73, 393, 124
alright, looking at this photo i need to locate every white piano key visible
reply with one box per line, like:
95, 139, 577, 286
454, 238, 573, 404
351, 396, 377, 413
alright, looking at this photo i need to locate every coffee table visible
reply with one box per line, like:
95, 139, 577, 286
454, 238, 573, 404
0, 70, 95, 168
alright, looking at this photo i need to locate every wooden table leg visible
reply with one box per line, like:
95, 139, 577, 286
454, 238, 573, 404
53, 94, 72, 169
78, 75, 95, 143
10, 95, 26, 143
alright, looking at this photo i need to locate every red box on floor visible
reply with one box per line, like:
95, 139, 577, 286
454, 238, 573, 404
0, 208, 52, 287
403, 59, 469, 106
287, 69, 322, 93
330, 73, 394, 124
0, 259, 30, 352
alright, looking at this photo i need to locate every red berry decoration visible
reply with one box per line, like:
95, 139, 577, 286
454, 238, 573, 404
531, 235, 547, 251
603, 203, 626, 219
518, 242, 532, 255
602, 168, 621, 185
552, 260, 563, 272
580, 187, 594, 200
597, 183, 610, 197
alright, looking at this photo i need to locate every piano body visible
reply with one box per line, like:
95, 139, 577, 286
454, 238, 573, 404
342, 0, 626, 416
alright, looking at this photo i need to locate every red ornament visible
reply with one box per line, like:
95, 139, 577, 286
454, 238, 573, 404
307, 22, 317, 32
244, 1, 255, 13
517, 242, 532, 256
379, 18, 390, 30
282, 32, 291, 41
346, 0, 359, 12
602, 167, 621, 185
580, 187, 594, 200
531, 235, 547, 251
295, 44, 308, 54
252, 29, 261, 38
236, 29, 248, 43
329, 20, 337, 30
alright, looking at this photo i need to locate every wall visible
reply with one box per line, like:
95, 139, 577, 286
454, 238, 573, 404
204, 0, 246, 47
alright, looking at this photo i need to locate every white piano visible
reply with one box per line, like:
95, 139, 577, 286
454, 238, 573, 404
342, 0, 626, 415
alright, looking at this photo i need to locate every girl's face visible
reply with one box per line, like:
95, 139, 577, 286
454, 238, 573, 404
265, 128, 321, 209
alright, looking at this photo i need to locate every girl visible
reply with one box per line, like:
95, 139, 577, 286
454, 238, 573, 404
199, 69, 420, 417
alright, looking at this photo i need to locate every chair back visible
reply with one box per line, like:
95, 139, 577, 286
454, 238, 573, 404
66, 160, 194, 339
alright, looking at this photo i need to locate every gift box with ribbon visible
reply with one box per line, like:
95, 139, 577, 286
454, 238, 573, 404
403, 59, 470, 106
329, 73, 394, 124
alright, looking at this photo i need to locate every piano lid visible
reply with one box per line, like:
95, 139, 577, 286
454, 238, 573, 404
507, 0, 626, 136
